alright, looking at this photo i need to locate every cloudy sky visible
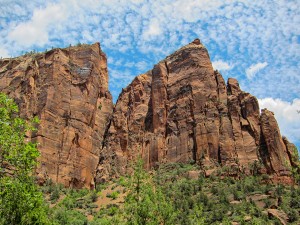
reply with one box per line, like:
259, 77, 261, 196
0, 0, 299, 149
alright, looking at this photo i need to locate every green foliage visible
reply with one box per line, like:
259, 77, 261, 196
0, 93, 40, 176
92, 207, 123, 225
0, 177, 49, 225
106, 191, 119, 200
89, 191, 98, 202
50, 207, 87, 225
286, 208, 299, 222
50, 186, 61, 203
0, 93, 49, 225
43, 159, 299, 225
124, 158, 177, 225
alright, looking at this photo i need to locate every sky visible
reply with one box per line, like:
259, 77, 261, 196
0, 0, 299, 149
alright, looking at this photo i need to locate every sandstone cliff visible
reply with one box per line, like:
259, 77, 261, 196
0, 43, 113, 188
97, 39, 297, 183
0, 40, 298, 187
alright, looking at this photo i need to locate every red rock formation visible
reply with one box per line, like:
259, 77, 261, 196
0, 40, 298, 186
0, 43, 113, 188
260, 109, 291, 176
97, 40, 298, 182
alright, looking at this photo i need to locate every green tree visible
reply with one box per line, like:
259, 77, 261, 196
124, 158, 176, 225
0, 93, 49, 225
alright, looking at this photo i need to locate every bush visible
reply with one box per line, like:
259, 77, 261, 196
263, 198, 272, 208
107, 191, 119, 200
50, 186, 60, 203
233, 191, 245, 201
60, 197, 75, 209
287, 208, 299, 222
88, 191, 98, 202
51, 207, 87, 225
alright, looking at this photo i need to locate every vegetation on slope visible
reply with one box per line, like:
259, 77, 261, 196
45, 161, 300, 225
0, 93, 299, 225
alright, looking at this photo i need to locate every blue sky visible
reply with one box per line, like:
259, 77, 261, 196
0, 0, 299, 149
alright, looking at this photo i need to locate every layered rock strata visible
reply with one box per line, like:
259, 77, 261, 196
0, 43, 113, 188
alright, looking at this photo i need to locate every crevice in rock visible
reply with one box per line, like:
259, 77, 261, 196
164, 60, 170, 79
226, 98, 240, 161
164, 60, 170, 139
144, 96, 153, 132
72, 133, 80, 147
31, 134, 59, 143
101, 116, 112, 150
217, 146, 222, 165
257, 129, 274, 173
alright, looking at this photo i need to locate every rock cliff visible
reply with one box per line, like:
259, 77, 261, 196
97, 39, 297, 183
0, 43, 113, 188
0, 39, 298, 187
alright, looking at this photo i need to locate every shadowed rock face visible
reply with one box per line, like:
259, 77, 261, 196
0, 40, 298, 187
97, 40, 297, 182
0, 43, 113, 188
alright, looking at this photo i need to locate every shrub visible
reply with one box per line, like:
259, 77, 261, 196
51, 207, 87, 225
88, 191, 98, 202
50, 186, 60, 203
287, 208, 299, 222
107, 191, 119, 200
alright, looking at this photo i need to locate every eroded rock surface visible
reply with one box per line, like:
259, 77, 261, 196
0, 43, 113, 188
0, 40, 298, 187
97, 39, 298, 182
260, 109, 291, 176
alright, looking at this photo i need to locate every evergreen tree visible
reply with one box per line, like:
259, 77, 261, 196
124, 158, 176, 225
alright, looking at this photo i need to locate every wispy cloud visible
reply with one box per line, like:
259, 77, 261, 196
8, 3, 68, 47
0, 48, 9, 58
1, 0, 299, 144
143, 18, 162, 40
246, 62, 268, 79
212, 60, 234, 71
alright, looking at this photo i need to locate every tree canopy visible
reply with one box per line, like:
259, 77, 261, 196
0, 93, 49, 225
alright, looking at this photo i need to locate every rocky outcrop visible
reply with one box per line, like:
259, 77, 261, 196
260, 109, 291, 176
97, 39, 298, 182
0, 39, 298, 187
267, 209, 288, 225
0, 43, 113, 188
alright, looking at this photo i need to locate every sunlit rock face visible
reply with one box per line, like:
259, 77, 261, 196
1, 40, 297, 187
0, 43, 113, 188
97, 39, 296, 184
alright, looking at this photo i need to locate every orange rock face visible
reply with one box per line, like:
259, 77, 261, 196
0, 43, 113, 188
97, 40, 298, 182
0, 40, 298, 187
260, 109, 292, 176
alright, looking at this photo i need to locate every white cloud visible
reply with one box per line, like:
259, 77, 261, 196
8, 3, 68, 47
0, 1, 299, 149
212, 60, 234, 71
258, 98, 300, 143
246, 62, 268, 79
1, 0, 299, 105
142, 18, 162, 40
135, 61, 149, 72
0, 48, 9, 58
